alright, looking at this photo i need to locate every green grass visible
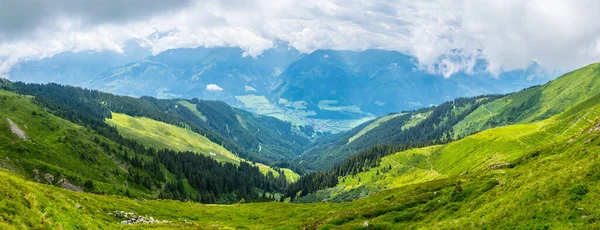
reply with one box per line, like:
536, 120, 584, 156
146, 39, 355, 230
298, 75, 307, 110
401, 111, 431, 130
331, 89, 600, 201
106, 112, 240, 164
348, 113, 404, 144
454, 62, 600, 137
0, 90, 150, 198
177, 101, 206, 122
105, 112, 299, 182
6, 85, 600, 229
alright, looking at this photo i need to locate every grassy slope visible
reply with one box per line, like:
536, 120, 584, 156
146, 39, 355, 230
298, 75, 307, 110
0, 90, 148, 196
7, 63, 600, 228
107, 112, 240, 164
177, 101, 207, 121
300, 96, 490, 170
106, 112, 299, 181
454, 62, 600, 137
347, 113, 404, 143
338, 91, 597, 192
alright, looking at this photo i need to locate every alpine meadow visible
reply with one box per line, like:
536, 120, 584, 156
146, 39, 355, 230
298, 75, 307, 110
3, 1, 600, 229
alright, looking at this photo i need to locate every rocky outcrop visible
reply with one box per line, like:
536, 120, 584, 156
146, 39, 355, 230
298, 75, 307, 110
43, 173, 55, 184
6, 118, 28, 140
110, 211, 169, 225
0, 156, 17, 171
33, 169, 40, 183
488, 163, 511, 170
58, 178, 83, 192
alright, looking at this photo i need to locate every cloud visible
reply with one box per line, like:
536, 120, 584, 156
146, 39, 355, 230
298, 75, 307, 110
460, 0, 600, 74
2, 0, 600, 78
0, 0, 192, 41
205, 84, 224, 92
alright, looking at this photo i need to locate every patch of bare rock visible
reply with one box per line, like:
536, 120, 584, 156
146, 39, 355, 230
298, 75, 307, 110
109, 211, 169, 225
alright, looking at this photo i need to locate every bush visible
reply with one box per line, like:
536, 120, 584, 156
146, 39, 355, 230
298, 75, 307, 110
569, 184, 589, 201
84, 180, 94, 190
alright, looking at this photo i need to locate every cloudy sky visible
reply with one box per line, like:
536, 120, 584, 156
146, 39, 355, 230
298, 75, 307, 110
1, 0, 600, 77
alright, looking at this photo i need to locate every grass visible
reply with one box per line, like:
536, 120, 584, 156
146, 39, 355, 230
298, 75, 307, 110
105, 112, 299, 181
454, 62, 600, 137
348, 113, 404, 144
177, 101, 206, 122
107, 112, 240, 164
401, 111, 431, 130
331, 90, 600, 201
0, 90, 149, 198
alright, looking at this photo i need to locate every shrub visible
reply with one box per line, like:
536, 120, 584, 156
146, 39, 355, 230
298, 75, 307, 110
569, 184, 589, 201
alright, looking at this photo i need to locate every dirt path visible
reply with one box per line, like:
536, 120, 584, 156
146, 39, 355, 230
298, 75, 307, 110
6, 118, 27, 140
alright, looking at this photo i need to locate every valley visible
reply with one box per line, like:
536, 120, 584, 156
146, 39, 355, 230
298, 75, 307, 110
3, 88, 600, 228
1, 62, 600, 229
2, 58, 600, 229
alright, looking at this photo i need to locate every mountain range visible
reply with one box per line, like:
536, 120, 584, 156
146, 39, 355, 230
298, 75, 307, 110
7, 43, 554, 132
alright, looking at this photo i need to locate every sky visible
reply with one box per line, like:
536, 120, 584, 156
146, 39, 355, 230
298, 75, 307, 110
1, 0, 600, 77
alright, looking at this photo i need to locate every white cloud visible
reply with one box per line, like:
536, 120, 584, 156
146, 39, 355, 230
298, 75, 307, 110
205, 84, 224, 92
2, 0, 600, 77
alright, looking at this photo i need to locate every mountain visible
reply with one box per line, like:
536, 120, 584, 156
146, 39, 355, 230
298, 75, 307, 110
72, 47, 550, 133
8, 39, 151, 85
176, 98, 317, 161
2, 62, 600, 229
272, 49, 551, 119
82, 44, 302, 102
299, 63, 600, 170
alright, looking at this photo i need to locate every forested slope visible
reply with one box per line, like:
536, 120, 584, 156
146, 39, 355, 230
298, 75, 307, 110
0, 88, 290, 204
1, 81, 314, 167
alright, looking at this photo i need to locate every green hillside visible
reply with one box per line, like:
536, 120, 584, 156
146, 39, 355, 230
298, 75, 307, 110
107, 112, 240, 164
180, 99, 316, 161
300, 95, 497, 170
302, 63, 600, 171
453, 62, 600, 137
0, 90, 148, 197
298, 85, 600, 203
2, 81, 315, 167
106, 112, 299, 181
0, 87, 294, 204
